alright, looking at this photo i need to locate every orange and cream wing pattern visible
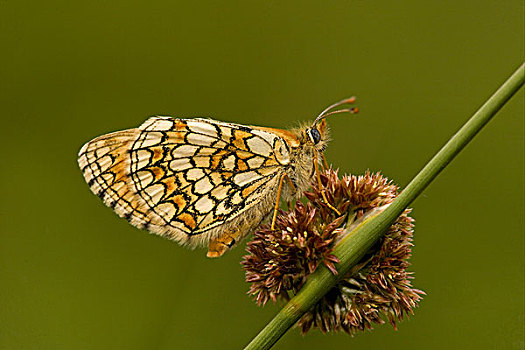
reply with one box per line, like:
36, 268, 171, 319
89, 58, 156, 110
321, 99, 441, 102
78, 117, 292, 246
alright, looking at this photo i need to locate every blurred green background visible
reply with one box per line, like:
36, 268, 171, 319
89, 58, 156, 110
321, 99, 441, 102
1, 1, 523, 349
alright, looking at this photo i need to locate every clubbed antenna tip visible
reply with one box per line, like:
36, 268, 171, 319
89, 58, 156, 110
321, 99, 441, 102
314, 96, 359, 125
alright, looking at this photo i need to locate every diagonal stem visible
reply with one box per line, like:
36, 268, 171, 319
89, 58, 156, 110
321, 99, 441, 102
244, 62, 524, 350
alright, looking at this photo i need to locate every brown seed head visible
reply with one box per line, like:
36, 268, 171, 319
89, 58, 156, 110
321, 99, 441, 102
242, 168, 425, 335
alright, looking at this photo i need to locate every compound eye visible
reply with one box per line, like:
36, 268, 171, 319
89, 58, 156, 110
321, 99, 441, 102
309, 128, 321, 144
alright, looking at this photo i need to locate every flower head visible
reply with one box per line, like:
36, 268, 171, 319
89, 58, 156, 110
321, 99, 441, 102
242, 169, 424, 335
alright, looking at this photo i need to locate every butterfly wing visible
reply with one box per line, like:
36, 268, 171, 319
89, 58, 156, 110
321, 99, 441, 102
78, 117, 288, 246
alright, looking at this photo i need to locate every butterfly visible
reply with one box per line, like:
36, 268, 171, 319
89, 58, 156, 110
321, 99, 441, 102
78, 97, 358, 257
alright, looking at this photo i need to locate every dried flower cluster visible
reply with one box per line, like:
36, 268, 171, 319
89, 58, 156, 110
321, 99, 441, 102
242, 169, 424, 335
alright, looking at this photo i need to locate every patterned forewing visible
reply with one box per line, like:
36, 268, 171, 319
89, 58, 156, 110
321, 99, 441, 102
127, 117, 286, 238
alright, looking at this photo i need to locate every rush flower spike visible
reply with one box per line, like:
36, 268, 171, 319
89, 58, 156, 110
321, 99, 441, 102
242, 168, 425, 335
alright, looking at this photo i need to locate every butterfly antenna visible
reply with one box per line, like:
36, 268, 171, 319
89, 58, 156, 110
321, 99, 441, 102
313, 96, 358, 125
311, 97, 359, 217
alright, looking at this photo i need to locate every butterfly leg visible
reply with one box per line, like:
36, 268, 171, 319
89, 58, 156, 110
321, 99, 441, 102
270, 173, 291, 230
321, 153, 329, 170
314, 150, 341, 216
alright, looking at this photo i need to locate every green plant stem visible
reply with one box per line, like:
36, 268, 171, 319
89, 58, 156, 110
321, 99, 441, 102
244, 62, 524, 350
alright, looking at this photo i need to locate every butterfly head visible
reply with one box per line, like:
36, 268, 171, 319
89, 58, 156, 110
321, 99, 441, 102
306, 119, 328, 152
306, 96, 359, 152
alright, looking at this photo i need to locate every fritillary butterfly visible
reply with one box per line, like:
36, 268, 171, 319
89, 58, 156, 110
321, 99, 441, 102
78, 97, 358, 257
